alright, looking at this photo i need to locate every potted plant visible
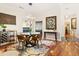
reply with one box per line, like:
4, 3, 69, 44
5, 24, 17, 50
0, 24, 7, 31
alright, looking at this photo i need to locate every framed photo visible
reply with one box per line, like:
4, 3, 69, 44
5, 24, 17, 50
46, 16, 56, 30
71, 18, 77, 29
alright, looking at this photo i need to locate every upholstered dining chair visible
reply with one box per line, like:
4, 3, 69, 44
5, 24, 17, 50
25, 35, 31, 47
29, 34, 40, 48
17, 35, 26, 50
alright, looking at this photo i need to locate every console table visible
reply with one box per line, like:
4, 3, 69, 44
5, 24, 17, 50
44, 31, 57, 42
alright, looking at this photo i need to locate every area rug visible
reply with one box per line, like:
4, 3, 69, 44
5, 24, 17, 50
0, 40, 55, 56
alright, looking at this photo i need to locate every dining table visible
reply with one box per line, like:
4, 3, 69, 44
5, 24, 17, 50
18, 32, 41, 47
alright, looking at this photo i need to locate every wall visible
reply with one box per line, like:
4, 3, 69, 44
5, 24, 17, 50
35, 4, 62, 41
1, 3, 79, 41
0, 5, 26, 33
0, 4, 64, 41
60, 3, 79, 37
34, 3, 79, 40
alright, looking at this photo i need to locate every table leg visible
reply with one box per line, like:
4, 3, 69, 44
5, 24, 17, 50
55, 33, 57, 42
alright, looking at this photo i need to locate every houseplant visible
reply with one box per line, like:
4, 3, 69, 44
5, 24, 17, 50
0, 24, 7, 31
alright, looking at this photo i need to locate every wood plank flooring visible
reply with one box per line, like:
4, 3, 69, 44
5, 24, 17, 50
1, 41, 79, 56
46, 42, 79, 56
0, 43, 15, 52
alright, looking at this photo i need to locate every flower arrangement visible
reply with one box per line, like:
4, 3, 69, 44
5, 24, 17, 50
29, 27, 32, 35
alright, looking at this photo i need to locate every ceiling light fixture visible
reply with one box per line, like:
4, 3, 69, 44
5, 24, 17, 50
29, 3, 32, 6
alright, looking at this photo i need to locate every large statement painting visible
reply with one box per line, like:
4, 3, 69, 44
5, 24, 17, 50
71, 18, 77, 29
46, 16, 56, 30
0, 13, 16, 25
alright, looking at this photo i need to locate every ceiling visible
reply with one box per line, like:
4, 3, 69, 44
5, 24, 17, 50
0, 3, 61, 17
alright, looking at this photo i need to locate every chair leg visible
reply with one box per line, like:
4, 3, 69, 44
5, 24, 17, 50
24, 42, 27, 51
22, 41, 26, 51
18, 41, 21, 48
37, 41, 39, 48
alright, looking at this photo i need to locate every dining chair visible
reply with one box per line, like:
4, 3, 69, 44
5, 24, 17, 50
30, 34, 39, 48
17, 35, 26, 50
25, 35, 31, 47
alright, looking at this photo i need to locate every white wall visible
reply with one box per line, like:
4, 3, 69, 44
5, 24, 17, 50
35, 4, 61, 41
1, 3, 79, 41
34, 3, 79, 40
0, 5, 26, 33
0, 4, 39, 34
60, 3, 79, 37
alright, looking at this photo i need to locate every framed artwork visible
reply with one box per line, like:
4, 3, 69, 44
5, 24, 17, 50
46, 16, 56, 30
71, 18, 77, 29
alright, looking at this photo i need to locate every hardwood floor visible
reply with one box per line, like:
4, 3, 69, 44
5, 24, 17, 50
1, 41, 79, 56
46, 41, 79, 56
0, 43, 15, 52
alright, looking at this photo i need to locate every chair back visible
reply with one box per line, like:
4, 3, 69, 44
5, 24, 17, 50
17, 35, 26, 42
29, 34, 39, 44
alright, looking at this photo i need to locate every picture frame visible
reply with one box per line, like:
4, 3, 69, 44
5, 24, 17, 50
71, 17, 77, 29
46, 16, 56, 30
